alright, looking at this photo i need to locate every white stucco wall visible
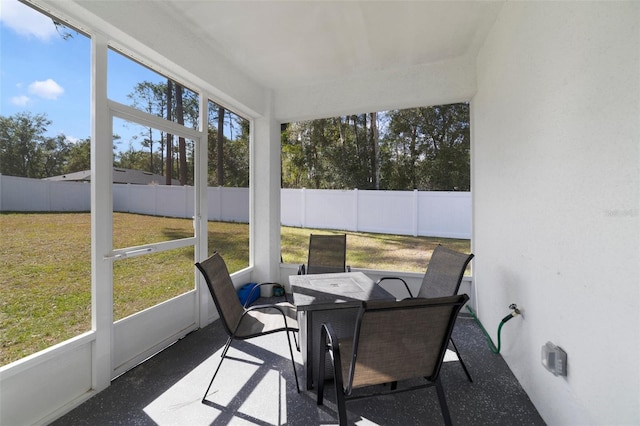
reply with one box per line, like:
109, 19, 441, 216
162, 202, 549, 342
473, 3, 639, 425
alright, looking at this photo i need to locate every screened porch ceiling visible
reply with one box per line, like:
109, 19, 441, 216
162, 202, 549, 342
48, 0, 503, 95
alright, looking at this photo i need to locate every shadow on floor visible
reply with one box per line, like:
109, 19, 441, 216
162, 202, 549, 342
51, 310, 545, 426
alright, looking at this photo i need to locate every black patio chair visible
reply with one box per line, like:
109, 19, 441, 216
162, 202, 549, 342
317, 294, 469, 426
375, 244, 474, 382
195, 252, 300, 402
298, 233, 351, 275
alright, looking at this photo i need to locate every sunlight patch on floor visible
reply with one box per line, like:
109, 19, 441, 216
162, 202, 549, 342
143, 343, 296, 425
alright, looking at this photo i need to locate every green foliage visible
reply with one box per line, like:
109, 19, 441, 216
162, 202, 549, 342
385, 105, 470, 190
1, 83, 247, 187
116, 148, 163, 174
282, 103, 470, 191
2, 102, 469, 191
65, 138, 91, 173
0, 112, 94, 178
282, 115, 382, 189
0, 112, 51, 177
206, 104, 250, 187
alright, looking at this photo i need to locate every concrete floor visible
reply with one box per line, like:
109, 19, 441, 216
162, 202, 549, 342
51, 308, 546, 426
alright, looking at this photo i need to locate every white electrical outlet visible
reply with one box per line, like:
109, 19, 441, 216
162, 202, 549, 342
541, 341, 567, 376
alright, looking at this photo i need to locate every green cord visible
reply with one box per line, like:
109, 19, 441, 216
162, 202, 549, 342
466, 305, 503, 354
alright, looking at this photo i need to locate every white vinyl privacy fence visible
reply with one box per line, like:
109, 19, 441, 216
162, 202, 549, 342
1, 175, 470, 238
281, 188, 470, 239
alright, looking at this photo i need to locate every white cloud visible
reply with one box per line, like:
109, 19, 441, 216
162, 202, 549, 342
0, 0, 58, 41
10, 95, 30, 106
28, 79, 64, 100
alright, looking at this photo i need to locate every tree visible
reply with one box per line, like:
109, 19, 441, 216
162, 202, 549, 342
384, 103, 470, 191
370, 111, 380, 189
0, 112, 51, 178
125, 80, 199, 185
384, 108, 424, 190
64, 138, 91, 173
416, 103, 470, 191
206, 111, 249, 188
217, 106, 225, 186
41, 134, 70, 177
282, 114, 380, 190
281, 103, 470, 191
115, 148, 162, 172
281, 123, 306, 188
165, 80, 173, 185
127, 81, 166, 173
175, 83, 188, 185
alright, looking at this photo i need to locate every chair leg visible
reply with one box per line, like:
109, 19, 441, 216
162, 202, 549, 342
335, 386, 348, 426
317, 324, 349, 424
202, 349, 228, 403
285, 329, 300, 393
450, 337, 473, 382
220, 336, 233, 358
328, 349, 347, 426
435, 377, 453, 426
317, 345, 326, 405
202, 336, 236, 403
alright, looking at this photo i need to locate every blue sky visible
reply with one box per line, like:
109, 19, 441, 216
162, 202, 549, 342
1, 0, 92, 141
0, 0, 170, 147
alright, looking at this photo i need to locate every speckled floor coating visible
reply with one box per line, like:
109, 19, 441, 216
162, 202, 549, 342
51, 309, 546, 426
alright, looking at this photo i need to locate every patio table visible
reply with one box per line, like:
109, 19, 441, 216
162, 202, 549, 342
289, 271, 395, 389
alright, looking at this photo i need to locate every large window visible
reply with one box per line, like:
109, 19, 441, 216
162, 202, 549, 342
280, 104, 471, 272
0, 0, 253, 367
108, 49, 200, 320
205, 100, 250, 272
0, 2, 91, 365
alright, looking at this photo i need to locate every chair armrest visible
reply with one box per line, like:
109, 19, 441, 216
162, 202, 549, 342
244, 303, 298, 328
375, 277, 414, 298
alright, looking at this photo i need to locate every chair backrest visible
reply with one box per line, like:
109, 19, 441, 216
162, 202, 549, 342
344, 294, 469, 393
417, 245, 474, 299
306, 234, 347, 274
195, 252, 245, 337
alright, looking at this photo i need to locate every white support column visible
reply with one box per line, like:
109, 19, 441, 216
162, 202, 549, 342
91, 33, 113, 391
251, 92, 281, 283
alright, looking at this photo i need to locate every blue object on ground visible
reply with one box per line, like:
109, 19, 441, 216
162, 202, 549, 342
237, 283, 260, 306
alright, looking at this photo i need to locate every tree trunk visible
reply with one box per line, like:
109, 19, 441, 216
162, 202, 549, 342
217, 106, 225, 186
148, 127, 153, 173
159, 131, 165, 175
369, 112, 379, 189
175, 84, 187, 185
165, 80, 173, 185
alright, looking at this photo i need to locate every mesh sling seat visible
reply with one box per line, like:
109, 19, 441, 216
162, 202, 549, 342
195, 252, 300, 402
317, 294, 469, 426
298, 234, 351, 275
376, 245, 475, 382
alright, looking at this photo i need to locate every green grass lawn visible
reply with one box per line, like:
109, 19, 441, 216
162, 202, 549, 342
0, 212, 469, 366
